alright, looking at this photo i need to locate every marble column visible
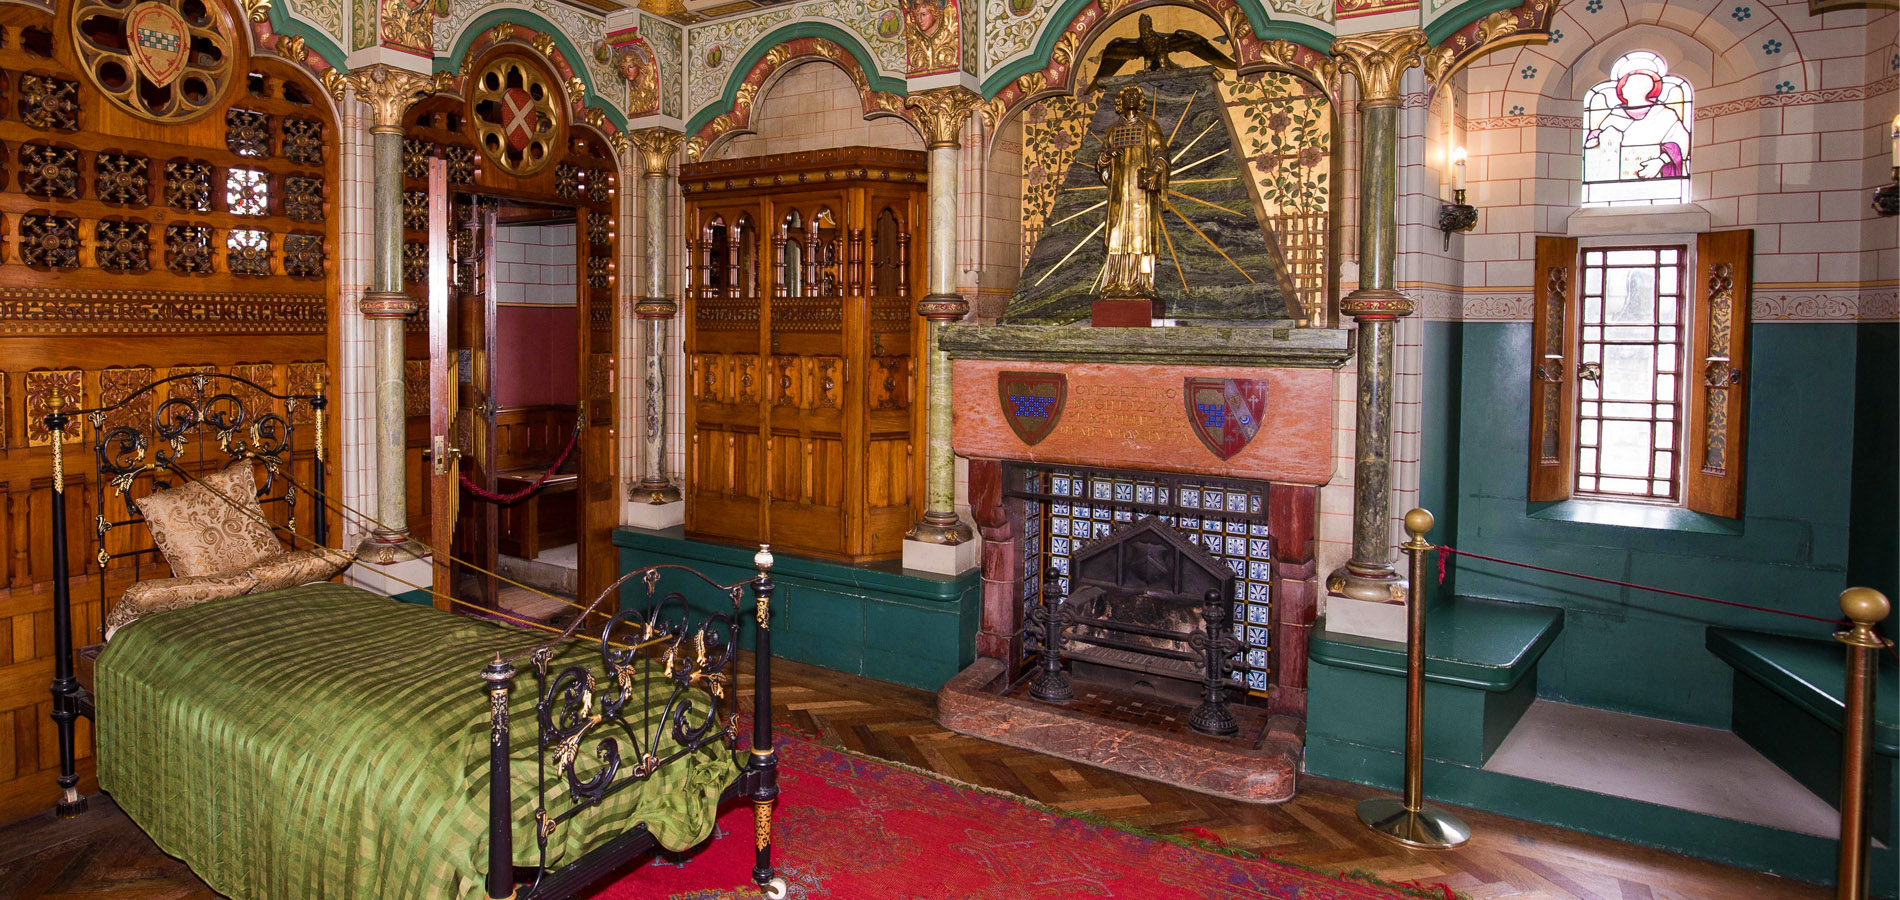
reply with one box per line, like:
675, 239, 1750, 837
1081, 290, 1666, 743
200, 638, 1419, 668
629, 128, 685, 508
903, 86, 983, 569
1326, 29, 1426, 637
325, 65, 437, 563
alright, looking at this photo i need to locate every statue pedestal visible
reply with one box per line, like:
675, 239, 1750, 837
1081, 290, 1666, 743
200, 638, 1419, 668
1090, 298, 1157, 326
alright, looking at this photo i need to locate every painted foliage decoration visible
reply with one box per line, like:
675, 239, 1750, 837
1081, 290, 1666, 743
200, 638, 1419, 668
1582, 50, 1692, 206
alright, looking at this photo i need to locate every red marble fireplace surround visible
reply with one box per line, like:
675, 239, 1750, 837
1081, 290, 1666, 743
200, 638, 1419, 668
936, 325, 1352, 803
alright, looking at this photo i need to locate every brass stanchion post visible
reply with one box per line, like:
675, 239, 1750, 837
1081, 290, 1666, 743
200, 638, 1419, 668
1356, 508, 1470, 848
1834, 587, 1889, 900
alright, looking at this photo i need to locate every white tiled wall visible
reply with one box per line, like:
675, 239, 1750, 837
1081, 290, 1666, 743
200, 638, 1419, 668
495, 223, 578, 306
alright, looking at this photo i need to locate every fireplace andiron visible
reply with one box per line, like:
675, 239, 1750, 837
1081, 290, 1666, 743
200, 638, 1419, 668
1022, 517, 1247, 737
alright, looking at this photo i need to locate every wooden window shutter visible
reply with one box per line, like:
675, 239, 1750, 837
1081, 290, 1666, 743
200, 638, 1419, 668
1529, 236, 1580, 502
1686, 229, 1752, 518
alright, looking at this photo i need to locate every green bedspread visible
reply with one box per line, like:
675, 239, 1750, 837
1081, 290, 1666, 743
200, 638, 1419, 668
95, 582, 741, 900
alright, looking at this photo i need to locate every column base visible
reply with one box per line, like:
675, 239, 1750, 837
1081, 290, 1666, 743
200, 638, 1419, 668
629, 480, 682, 505
1323, 563, 1408, 643
56, 785, 88, 818
347, 554, 435, 600
905, 513, 975, 545
623, 497, 685, 530
903, 536, 981, 575
354, 532, 429, 566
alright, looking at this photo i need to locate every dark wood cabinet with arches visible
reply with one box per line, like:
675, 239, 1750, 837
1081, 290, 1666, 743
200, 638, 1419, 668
680, 147, 927, 562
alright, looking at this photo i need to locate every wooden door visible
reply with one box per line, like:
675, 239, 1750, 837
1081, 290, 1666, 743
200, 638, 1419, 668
860, 193, 921, 554
449, 197, 499, 608
765, 194, 852, 557
576, 206, 618, 605
687, 205, 768, 543
427, 161, 457, 607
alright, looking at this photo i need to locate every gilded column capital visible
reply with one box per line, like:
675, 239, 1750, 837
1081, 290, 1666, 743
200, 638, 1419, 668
323, 64, 439, 132
630, 128, 685, 177
905, 86, 982, 150
1330, 28, 1427, 107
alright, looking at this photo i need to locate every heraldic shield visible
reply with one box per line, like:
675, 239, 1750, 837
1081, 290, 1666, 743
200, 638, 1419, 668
998, 371, 1067, 446
1184, 378, 1268, 461
128, 1, 191, 88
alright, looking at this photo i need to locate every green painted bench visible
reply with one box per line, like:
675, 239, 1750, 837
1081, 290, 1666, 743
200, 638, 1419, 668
1309, 596, 1565, 766
1706, 627, 1898, 845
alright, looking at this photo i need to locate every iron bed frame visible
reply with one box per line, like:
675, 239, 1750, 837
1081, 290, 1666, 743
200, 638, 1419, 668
43, 372, 785, 900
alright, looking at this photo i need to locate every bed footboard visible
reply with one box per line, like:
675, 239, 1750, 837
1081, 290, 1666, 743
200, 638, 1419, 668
484, 546, 783, 900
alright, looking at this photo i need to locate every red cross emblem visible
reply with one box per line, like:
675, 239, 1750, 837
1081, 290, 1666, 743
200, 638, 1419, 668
501, 89, 539, 151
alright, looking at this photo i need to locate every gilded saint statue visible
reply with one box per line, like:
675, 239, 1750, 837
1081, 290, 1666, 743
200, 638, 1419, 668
1095, 85, 1170, 302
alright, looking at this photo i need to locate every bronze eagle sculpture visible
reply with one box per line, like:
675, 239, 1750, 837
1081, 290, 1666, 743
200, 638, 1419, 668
1085, 14, 1239, 92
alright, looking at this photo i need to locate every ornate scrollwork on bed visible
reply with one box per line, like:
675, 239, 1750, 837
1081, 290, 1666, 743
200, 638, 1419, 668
84, 371, 329, 577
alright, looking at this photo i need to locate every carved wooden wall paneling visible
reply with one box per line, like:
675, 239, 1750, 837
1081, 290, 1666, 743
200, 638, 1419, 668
0, 0, 339, 825
680, 150, 927, 562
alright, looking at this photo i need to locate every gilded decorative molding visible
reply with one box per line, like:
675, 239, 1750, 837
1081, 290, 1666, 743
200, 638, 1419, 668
684, 37, 909, 162
1330, 28, 1426, 106
905, 0, 964, 78
631, 128, 684, 176
1420, 0, 1555, 93
379, 0, 441, 56
240, 0, 271, 23
0, 289, 328, 335
323, 64, 437, 130
906, 86, 981, 150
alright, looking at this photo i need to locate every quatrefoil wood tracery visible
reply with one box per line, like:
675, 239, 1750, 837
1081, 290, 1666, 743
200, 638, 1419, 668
72, 0, 238, 124
467, 55, 563, 178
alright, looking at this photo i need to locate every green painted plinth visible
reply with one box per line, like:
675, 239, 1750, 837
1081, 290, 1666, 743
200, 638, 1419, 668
1309, 596, 1561, 766
614, 527, 980, 690
1708, 627, 1898, 847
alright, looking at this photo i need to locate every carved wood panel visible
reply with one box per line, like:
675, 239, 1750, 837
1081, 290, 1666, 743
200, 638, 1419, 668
0, 0, 340, 825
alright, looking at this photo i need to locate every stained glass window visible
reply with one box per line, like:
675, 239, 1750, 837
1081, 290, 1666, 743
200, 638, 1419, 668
1582, 51, 1692, 206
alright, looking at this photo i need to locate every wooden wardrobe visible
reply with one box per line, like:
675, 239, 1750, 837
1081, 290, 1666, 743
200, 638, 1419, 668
680, 148, 926, 562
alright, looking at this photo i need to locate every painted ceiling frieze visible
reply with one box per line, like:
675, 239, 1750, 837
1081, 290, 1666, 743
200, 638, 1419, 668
980, 0, 1335, 132
684, 0, 906, 117
979, 0, 1049, 71
640, 12, 685, 119
252, 1, 344, 74
685, 36, 911, 162
281, 0, 346, 54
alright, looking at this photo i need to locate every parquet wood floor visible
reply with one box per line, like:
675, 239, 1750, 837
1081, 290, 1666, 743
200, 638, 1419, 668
0, 656, 1832, 900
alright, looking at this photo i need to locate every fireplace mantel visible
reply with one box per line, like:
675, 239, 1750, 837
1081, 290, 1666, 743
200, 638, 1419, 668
940, 324, 1353, 369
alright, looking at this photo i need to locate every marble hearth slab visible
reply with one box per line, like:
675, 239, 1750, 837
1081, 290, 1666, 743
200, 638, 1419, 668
938, 657, 1301, 804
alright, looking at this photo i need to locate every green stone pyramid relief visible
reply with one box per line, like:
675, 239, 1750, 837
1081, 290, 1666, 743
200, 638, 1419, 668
1004, 67, 1300, 326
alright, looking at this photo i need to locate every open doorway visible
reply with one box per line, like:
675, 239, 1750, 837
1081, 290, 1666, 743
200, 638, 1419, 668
471, 200, 583, 623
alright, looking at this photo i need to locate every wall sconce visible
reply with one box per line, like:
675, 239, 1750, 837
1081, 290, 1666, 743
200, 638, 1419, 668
1875, 115, 1899, 218
1439, 146, 1478, 249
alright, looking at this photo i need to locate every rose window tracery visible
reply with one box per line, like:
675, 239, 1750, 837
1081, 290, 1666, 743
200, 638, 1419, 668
72, 0, 236, 123
468, 55, 563, 177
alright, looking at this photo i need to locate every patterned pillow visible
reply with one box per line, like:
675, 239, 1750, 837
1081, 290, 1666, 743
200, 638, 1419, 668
137, 462, 284, 577
247, 546, 356, 593
105, 571, 259, 640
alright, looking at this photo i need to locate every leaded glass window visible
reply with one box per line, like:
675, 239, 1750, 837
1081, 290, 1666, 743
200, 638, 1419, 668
1582, 51, 1692, 206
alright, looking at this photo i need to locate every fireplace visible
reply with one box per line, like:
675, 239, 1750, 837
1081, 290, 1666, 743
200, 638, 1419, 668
934, 326, 1350, 803
1011, 465, 1273, 736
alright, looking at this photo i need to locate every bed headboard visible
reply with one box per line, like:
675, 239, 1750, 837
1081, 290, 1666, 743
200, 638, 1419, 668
45, 371, 330, 583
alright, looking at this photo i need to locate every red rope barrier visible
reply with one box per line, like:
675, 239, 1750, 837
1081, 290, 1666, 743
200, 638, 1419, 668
458, 428, 579, 504
1436, 545, 1846, 625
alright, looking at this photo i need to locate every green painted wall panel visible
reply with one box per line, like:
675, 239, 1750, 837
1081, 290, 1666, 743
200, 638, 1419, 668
613, 527, 981, 691
1848, 323, 1898, 600
1449, 323, 1859, 726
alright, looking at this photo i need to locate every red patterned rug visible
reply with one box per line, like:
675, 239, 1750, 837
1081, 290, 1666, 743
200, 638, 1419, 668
596, 736, 1431, 900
